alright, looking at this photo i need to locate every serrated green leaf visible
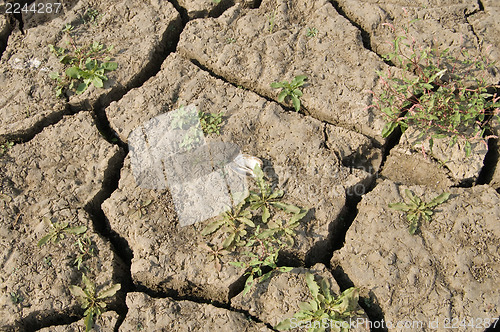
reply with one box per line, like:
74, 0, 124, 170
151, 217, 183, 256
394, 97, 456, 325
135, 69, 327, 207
293, 75, 308, 84
277, 90, 288, 102
84, 313, 94, 332
428, 192, 450, 207
275, 318, 292, 330
92, 76, 104, 88
49, 71, 60, 80
69, 285, 87, 300
37, 234, 53, 247
388, 202, 411, 212
97, 283, 121, 299
262, 205, 270, 223
271, 82, 285, 89
76, 82, 88, 94
201, 218, 226, 236
65, 225, 87, 234
292, 95, 301, 112
382, 121, 398, 138
66, 66, 81, 79
237, 217, 255, 228
319, 278, 332, 302
305, 272, 319, 299
222, 232, 236, 249
271, 201, 301, 214
298, 301, 316, 312
257, 228, 277, 239
409, 220, 419, 235
103, 61, 117, 71
290, 209, 308, 223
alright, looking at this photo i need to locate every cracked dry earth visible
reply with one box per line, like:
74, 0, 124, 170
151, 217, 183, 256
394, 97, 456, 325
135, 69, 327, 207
0, 0, 499, 331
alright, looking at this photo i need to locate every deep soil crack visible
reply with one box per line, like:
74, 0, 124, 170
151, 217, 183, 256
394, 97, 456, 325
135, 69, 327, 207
329, 0, 373, 53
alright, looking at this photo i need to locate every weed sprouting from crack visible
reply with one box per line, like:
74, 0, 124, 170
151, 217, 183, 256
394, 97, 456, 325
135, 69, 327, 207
369, 18, 500, 157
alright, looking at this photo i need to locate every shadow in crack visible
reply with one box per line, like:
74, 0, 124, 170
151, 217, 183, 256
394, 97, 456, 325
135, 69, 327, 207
331, 265, 388, 332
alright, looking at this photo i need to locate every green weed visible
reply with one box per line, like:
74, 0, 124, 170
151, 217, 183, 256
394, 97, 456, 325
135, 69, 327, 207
370, 19, 500, 156
389, 189, 450, 235
49, 24, 117, 97
267, 6, 278, 33
37, 217, 87, 247
276, 273, 361, 331
73, 234, 96, 271
69, 274, 121, 332
199, 111, 223, 135
271, 75, 308, 112
201, 164, 308, 295
0, 141, 14, 156
80, 8, 102, 25
10, 291, 24, 305
306, 27, 318, 37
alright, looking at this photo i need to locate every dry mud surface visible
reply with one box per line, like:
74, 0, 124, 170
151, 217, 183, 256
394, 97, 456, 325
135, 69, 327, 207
0, 0, 499, 331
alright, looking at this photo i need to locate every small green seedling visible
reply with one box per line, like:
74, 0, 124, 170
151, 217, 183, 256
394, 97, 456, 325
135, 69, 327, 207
69, 274, 121, 332
81, 8, 102, 25
10, 291, 24, 305
37, 217, 87, 246
0, 141, 14, 156
271, 75, 307, 112
306, 27, 318, 37
267, 7, 278, 33
389, 189, 450, 235
276, 273, 361, 331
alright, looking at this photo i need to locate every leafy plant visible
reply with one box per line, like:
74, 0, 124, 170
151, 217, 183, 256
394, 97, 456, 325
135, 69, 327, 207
306, 27, 318, 37
231, 242, 292, 296
81, 7, 102, 25
49, 24, 117, 97
73, 234, 96, 271
389, 189, 450, 234
10, 291, 24, 305
199, 111, 223, 135
37, 217, 87, 247
276, 273, 361, 331
370, 19, 500, 156
201, 164, 308, 295
201, 202, 254, 249
271, 75, 308, 112
0, 141, 14, 156
69, 274, 121, 332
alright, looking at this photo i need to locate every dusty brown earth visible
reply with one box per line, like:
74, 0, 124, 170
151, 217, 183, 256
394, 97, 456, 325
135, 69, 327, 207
0, 0, 499, 331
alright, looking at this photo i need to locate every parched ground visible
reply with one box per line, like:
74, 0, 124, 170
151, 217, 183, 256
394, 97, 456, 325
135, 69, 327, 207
0, 0, 499, 331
